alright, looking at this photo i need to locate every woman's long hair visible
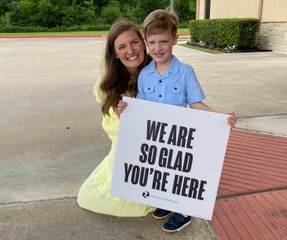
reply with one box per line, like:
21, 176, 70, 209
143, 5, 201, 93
100, 18, 151, 115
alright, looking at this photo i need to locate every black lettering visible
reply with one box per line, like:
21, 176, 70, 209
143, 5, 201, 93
182, 153, 193, 172
158, 147, 168, 167
146, 120, 168, 143
125, 164, 150, 187
186, 128, 196, 149
181, 177, 190, 197
188, 178, 199, 198
152, 170, 162, 190
139, 167, 149, 187
159, 122, 168, 143
161, 172, 169, 192
172, 175, 207, 200
167, 149, 174, 169
198, 180, 207, 200
167, 125, 177, 145
147, 145, 157, 165
177, 126, 188, 147
172, 175, 183, 195
139, 143, 148, 163
131, 165, 140, 184
173, 151, 183, 171
146, 120, 161, 141
124, 163, 133, 182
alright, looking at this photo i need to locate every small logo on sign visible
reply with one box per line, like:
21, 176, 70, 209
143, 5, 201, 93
142, 191, 150, 198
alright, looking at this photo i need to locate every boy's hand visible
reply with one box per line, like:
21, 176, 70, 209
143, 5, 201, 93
225, 111, 237, 128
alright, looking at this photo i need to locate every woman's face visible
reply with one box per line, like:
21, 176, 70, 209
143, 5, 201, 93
114, 29, 145, 74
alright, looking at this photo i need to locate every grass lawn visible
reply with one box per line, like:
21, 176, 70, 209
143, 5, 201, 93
0, 28, 225, 54
0, 28, 190, 37
179, 44, 223, 54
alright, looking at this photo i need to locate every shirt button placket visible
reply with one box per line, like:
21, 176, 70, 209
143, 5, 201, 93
159, 79, 163, 99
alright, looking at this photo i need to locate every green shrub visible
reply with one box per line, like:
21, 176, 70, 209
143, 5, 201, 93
189, 18, 260, 49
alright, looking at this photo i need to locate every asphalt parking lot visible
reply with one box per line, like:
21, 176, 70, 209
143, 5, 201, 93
1, 37, 286, 240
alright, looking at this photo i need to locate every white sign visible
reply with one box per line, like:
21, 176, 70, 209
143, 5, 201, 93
110, 97, 230, 220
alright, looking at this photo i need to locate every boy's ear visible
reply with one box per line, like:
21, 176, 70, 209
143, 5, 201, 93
173, 35, 179, 45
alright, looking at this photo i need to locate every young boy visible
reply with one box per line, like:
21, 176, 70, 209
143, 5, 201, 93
118, 9, 236, 233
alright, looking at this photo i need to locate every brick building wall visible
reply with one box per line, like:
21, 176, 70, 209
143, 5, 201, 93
257, 22, 287, 52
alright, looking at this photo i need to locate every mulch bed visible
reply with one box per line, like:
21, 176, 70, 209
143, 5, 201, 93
186, 41, 271, 53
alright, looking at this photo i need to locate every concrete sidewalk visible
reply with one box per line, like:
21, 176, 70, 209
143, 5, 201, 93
0, 37, 286, 240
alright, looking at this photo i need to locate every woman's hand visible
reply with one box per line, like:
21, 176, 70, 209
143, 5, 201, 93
117, 100, 128, 114
115, 94, 127, 118
225, 111, 237, 128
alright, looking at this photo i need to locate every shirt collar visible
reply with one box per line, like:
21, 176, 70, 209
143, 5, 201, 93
145, 55, 180, 76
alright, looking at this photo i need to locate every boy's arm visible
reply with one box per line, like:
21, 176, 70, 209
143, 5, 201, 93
189, 102, 219, 113
189, 102, 237, 128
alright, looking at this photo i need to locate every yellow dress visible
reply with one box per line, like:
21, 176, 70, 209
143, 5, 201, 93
77, 77, 155, 217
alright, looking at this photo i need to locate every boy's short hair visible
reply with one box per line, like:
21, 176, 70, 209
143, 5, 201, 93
143, 9, 179, 39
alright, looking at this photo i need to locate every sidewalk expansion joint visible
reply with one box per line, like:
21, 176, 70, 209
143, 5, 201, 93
216, 186, 287, 200
238, 113, 287, 119
235, 127, 287, 137
0, 196, 77, 207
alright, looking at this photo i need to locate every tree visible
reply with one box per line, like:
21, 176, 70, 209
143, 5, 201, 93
100, 0, 121, 24
34, 0, 61, 27
189, 0, 196, 20
62, 0, 97, 26
175, 0, 196, 22
0, 0, 197, 28
0, 0, 11, 17
8, 0, 37, 26
136, 0, 167, 22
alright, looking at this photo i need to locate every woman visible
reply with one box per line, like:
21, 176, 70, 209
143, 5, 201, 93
77, 18, 155, 217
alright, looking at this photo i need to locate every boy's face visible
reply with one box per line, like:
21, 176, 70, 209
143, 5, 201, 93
145, 31, 178, 66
